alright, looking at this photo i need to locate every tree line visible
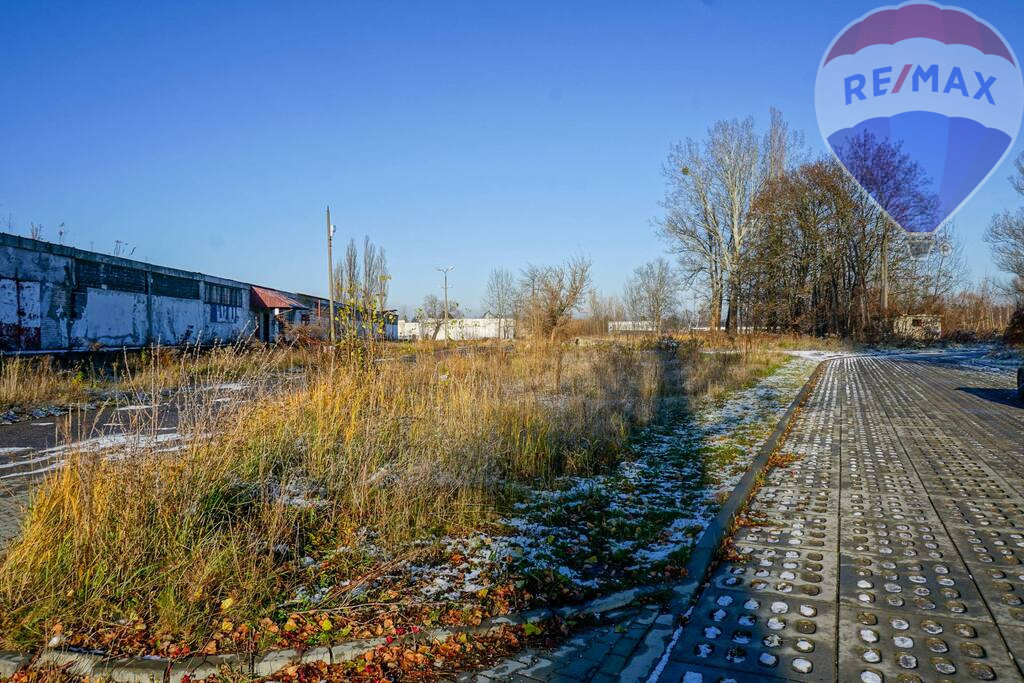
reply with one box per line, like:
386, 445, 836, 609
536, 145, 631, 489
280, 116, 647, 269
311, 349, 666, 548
659, 108, 978, 341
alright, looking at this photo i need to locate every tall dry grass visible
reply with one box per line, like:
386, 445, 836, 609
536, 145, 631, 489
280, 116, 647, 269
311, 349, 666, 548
0, 340, 783, 651
0, 344, 316, 412
0, 357, 92, 410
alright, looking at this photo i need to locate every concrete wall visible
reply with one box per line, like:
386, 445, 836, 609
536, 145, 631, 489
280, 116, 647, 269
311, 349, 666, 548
0, 233, 253, 352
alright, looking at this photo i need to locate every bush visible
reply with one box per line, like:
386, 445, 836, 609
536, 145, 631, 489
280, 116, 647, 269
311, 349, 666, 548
1005, 306, 1024, 346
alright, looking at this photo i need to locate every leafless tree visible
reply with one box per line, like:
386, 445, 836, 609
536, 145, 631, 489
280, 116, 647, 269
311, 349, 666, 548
334, 238, 360, 306
520, 255, 592, 341
987, 211, 1024, 298
361, 236, 391, 310
482, 267, 516, 338
419, 294, 461, 340
660, 108, 800, 333
334, 236, 391, 310
623, 258, 683, 333
986, 153, 1024, 298
585, 290, 625, 335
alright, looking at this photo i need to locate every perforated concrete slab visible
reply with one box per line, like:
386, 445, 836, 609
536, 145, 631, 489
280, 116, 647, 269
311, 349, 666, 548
933, 499, 1024, 531
657, 355, 1024, 683
732, 515, 835, 552
839, 555, 991, 623
969, 565, 1024, 629
714, 546, 837, 602
841, 520, 959, 562
842, 492, 939, 524
670, 589, 836, 682
748, 488, 836, 516
838, 607, 1022, 682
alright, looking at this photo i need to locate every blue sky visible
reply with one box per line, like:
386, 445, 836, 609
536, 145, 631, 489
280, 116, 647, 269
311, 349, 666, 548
2, 0, 1023, 315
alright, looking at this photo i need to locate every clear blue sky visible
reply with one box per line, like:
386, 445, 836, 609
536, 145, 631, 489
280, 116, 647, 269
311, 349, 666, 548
2, 0, 1023, 315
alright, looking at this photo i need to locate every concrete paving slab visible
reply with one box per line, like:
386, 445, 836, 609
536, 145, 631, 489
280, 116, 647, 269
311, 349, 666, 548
837, 606, 1022, 682
653, 355, 1024, 682
669, 588, 836, 682
711, 545, 837, 602
839, 554, 991, 624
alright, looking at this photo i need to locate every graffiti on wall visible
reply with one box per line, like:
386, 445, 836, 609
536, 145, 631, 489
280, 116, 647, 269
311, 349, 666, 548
0, 279, 41, 350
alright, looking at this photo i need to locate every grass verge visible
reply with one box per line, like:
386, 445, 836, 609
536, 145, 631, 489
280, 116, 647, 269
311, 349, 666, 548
0, 338, 787, 659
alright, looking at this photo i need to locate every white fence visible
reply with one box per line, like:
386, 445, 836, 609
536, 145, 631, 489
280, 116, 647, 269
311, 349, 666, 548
398, 318, 515, 341
608, 321, 655, 334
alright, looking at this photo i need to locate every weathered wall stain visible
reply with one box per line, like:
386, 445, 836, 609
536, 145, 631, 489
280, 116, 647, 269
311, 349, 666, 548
0, 233, 253, 352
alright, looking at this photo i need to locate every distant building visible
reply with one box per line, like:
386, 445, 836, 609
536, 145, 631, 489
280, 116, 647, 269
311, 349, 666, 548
608, 320, 655, 334
893, 314, 942, 341
0, 232, 396, 353
398, 317, 514, 341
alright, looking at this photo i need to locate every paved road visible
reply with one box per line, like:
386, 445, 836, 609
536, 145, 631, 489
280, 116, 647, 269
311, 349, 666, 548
654, 354, 1024, 682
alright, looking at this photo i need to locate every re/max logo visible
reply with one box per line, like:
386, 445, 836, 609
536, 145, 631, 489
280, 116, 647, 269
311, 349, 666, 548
844, 65, 997, 105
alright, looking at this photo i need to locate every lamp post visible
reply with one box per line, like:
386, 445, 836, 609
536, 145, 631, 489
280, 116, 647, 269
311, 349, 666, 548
436, 266, 454, 343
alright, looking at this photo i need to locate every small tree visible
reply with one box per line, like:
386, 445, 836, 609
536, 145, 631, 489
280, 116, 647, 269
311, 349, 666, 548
482, 267, 516, 338
420, 294, 461, 340
623, 258, 683, 333
520, 255, 592, 341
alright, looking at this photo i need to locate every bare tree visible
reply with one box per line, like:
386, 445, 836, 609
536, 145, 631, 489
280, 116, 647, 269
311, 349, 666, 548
335, 236, 391, 309
520, 255, 592, 341
419, 293, 461, 340
334, 238, 361, 306
585, 290, 625, 335
985, 153, 1024, 298
623, 258, 683, 333
660, 109, 800, 333
482, 267, 516, 338
986, 211, 1024, 297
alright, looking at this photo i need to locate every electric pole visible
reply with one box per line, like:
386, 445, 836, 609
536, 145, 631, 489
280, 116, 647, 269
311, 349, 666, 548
326, 206, 336, 345
881, 229, 889, 316
437, 266, 454, 343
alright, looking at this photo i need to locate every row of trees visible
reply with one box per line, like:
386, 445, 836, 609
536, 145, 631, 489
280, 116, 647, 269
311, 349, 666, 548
474, 256, 595, 340
660, 108, 968, 340
408, 109, 1024, 343
467, 255, 688, 339
332, 236, 390, 312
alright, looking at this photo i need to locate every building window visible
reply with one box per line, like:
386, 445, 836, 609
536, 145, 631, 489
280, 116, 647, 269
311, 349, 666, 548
205, 284, 244, 308
152, 273, 200, 299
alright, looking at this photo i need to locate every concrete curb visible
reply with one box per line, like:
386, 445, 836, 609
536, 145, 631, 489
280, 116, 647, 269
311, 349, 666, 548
619, 360, 825, 682
0, 585, 667, 681
0, 362, 824, 683
669, 360, 824, 613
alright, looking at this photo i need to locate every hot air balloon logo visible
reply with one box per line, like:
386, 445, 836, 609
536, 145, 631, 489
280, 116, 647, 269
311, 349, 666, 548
815, 1, 1024, 248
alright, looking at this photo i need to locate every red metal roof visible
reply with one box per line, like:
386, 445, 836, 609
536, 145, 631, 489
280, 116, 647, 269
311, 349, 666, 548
250, 286, 306, 310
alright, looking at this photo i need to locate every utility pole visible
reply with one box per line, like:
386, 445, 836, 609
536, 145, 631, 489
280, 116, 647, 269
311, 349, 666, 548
326, 206, 336, 345
881, 229, 889, 316
437, 266, 454, 343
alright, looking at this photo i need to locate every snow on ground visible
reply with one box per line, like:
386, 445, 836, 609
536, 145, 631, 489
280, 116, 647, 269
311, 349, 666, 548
402, 357, 818, 604
0, 431, 190, 480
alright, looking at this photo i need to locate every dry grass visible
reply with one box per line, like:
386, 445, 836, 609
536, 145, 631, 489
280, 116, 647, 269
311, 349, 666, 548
0, 339, 784, 653
0, 344, 316, 412
0, 357, 92, 410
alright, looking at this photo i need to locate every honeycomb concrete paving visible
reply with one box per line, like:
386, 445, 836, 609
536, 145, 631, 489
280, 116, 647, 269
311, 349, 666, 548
657, 356, 1024, 683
